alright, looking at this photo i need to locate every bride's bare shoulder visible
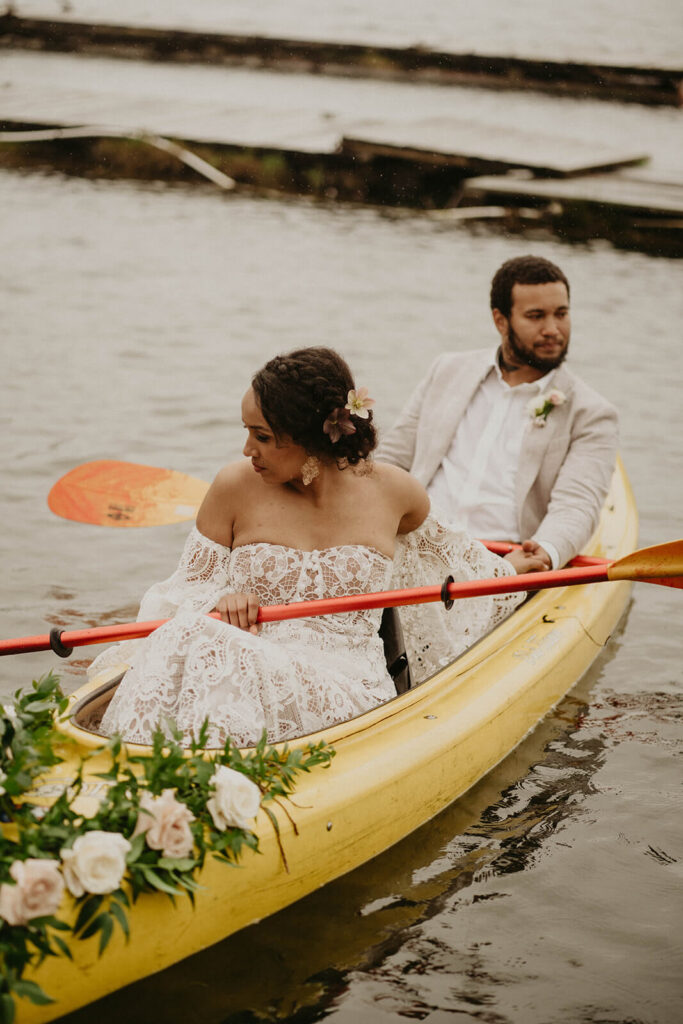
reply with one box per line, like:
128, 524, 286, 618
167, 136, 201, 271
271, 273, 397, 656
212, 460, 253, 491
370, 460, 422, 496
369, 462, 429, 532
196, 461, 253, 545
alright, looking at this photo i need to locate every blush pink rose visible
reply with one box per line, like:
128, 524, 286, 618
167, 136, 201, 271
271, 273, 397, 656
0, 858, 65, 925
133, 789, 195, 859
207, 765, 261, 831
61, 831, 131, 897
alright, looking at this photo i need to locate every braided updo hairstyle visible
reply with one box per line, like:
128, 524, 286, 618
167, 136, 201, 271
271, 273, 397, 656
251, 347, 376, 467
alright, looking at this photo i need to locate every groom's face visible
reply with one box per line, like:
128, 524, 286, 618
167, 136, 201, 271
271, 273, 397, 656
495, 281, 570, 374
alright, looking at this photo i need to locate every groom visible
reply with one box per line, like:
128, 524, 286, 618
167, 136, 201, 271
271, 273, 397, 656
377, 255, 618, 569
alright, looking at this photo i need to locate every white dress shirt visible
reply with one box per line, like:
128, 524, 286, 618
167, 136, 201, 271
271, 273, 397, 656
427, 350, 560, 568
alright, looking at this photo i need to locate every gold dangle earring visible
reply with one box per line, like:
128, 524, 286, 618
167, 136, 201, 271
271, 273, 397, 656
301, 455, 320, 486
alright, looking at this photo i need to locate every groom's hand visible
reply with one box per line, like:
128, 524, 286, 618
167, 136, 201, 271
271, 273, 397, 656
504, 540, 552, 574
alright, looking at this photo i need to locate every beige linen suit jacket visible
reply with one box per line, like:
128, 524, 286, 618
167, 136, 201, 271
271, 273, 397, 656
376, 349, 619, 567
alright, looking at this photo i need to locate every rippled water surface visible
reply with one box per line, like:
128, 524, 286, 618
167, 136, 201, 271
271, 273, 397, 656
1, 169, 682, 1023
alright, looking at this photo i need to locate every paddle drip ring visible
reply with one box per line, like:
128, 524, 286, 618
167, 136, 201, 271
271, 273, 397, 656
440, 575, 455, 610
49, 628, 74, 658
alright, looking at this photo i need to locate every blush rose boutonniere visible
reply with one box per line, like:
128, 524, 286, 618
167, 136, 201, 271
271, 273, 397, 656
527, 388, 566, 428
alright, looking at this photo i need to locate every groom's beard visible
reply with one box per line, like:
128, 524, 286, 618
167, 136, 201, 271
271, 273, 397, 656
505, 324, 568, 374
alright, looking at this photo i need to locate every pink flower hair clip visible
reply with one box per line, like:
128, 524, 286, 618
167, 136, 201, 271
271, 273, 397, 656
323, 387, 375, 443
345, 387, 375, 419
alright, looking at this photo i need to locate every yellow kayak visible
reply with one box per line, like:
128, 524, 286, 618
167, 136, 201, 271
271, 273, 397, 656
19, 457, 637, 1023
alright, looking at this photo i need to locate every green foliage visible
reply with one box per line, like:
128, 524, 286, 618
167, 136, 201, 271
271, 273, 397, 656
0, 673, 335, 1021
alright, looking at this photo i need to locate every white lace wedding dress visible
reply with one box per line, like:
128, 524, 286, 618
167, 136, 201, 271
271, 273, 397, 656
93, 515, 523, 747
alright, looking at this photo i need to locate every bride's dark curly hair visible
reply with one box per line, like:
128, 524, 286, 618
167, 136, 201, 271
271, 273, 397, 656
251, 347, 376, 467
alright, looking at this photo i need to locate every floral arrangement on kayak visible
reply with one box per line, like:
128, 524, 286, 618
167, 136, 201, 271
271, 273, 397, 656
0, 673, 334, 1019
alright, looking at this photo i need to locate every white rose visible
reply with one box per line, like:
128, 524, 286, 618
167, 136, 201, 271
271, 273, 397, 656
133, 789, 195, 859
0, 858, 65, 925
60, 831, 131, 897
547, 388, 566, 406
206, 765, 261, 831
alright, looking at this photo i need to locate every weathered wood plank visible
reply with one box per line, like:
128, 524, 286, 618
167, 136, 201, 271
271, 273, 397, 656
1, 13, 682, 107
341, 119, 647, 178
0, 66, 648, 179
0, 85, 342, 154
462, 171, 683, 215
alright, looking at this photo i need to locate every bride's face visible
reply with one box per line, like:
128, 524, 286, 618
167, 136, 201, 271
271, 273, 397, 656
241, 388, 308, 484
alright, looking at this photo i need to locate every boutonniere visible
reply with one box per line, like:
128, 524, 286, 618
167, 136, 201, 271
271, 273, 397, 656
527, 388, 566, 428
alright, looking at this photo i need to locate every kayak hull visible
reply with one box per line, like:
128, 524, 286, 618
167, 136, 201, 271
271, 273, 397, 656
21, 458, 637, 1022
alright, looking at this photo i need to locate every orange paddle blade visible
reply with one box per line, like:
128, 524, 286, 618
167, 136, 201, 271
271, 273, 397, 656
607, 538, 683, 581
47, 460, 209, 527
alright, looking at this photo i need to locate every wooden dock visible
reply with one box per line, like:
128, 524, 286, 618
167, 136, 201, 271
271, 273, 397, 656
461, 170, 683, 255
0, 52, 649, 176
463, 170, 683, 217
340, 120, 647, 178
0, 49, 681, 256
1, 13, 682, 108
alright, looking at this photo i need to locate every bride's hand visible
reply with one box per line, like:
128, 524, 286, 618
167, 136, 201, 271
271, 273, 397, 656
214, 592, 260, 634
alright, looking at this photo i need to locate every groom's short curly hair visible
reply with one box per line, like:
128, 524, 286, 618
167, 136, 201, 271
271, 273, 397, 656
252, 346, 376, 467
490, 256, 570, 318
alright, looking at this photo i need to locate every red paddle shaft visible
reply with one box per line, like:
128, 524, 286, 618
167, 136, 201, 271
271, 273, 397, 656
0, 562, 632, 658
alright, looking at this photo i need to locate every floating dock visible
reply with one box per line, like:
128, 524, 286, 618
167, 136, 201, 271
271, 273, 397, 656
1, 14, 682, 108
1, 33, 681, 256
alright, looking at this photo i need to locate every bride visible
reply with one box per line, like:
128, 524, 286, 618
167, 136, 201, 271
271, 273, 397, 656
95, 347, 547, 747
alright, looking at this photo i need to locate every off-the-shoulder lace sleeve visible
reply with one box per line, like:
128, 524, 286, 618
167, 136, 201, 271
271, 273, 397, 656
392, 513, 525, 682
136, 527, 233, 620
88, 527, 232, 678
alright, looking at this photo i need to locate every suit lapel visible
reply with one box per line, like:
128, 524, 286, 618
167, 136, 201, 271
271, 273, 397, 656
515, 366, 575, 510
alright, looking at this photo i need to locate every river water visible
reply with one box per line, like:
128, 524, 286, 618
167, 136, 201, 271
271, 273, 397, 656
1, 3, 682, 1019
1, 168, 681, 1024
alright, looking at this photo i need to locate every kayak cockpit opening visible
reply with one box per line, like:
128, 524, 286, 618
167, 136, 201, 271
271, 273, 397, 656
70, 672, 124, 734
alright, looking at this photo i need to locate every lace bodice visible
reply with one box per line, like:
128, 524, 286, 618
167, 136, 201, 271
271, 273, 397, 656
93, 517, 524, 748
97, 533, 396, 747
229, 542, 393, 641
